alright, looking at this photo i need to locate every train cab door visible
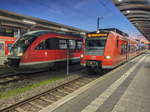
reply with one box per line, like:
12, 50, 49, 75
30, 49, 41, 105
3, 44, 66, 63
29, 40, 50, 68
0, 41, 5, 65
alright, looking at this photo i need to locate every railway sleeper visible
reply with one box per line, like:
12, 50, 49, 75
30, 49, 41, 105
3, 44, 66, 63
40, 97, 54, 103
73, 81, 86, 85
67, 83, 81, 88
49, 93, 62, 99
56, 89, 70, 95
29, 101, 45, 109
63, 86, 75, 91
15, 107, 27, 112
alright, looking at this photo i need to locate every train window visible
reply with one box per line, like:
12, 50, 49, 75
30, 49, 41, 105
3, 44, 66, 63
86, 38, 106, 48
59, 39, 67, 49
13, 35, 37, 53
69, 40, 76, 49
35, 40, 46, 50
0, 43, 4, 50
7, 44, 13, 51
45, 38, 59, 49
121, 44, 125, 55
129, 44, 135, 53
76, 40, 82, 49
121, 43, 128, 55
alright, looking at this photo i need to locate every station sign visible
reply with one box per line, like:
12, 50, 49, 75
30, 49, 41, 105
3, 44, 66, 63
87, 33, 108, 37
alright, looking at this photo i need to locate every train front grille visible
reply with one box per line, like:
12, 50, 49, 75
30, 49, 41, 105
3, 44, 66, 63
86, 60, 101, 67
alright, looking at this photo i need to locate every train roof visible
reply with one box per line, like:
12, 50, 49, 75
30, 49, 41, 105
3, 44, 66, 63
23, 30, 84, 38
88, 28, 129, 37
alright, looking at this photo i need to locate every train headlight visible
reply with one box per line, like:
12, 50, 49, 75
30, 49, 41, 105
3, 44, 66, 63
8, 52, 11, 56
80, 54, 84, 58
8, 52, 13, 56
17, 53, 23, 56
105, 55, 111, 59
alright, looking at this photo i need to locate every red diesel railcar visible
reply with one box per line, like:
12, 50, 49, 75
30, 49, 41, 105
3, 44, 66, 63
0, 36, 16, 65
80, 28, 141, 73
7, 30, 83, 71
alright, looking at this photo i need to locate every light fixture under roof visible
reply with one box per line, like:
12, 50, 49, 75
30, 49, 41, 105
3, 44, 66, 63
22, 19, 36, 25
118, 0, 123, 2
126, 10, 130, 13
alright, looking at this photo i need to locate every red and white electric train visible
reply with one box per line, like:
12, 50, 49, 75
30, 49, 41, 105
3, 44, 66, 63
0, 36, 16, 65
80, 28, 147, 73
7, 30, 83, 71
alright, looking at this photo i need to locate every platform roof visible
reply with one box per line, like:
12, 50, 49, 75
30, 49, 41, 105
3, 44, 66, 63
112, 0, 150, 41
0, 10, 87, 35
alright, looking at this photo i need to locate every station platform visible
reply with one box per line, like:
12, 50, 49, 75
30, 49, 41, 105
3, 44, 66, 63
40, 52, 150, 112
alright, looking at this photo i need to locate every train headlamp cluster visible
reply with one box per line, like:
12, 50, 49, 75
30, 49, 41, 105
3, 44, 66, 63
105, 55, 111, 59
8, 52, 11, 56
80, 54, 84, 58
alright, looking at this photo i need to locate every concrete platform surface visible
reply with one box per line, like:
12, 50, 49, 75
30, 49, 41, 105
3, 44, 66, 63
40, 52, 150, 112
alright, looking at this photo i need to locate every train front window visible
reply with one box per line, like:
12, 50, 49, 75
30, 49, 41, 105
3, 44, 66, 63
86, 38, 107, 48
11, 35, 37, 56
85, 37, 107, 56
0, 43, 4, 50
7, 44, 13, 51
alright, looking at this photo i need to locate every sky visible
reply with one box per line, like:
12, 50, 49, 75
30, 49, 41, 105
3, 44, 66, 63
0, 0, 144, 38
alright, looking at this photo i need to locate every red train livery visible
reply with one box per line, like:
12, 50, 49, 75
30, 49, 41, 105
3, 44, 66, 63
7, 30, 82, 71
0, 36, 16, 65
80, 28, 144, 73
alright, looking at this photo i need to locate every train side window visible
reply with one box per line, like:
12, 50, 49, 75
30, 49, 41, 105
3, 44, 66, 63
59, 39, 67, 49
0, 43, 4, 50
121, 44, 127, 55
121, 44, 124, 55
35, 40, 46, 50
69, 40, 76, 49
45, 38, 59, 49
76, 40, 82, 49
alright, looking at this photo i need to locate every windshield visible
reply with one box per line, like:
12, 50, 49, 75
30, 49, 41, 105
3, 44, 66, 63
7, 43, 13, 51
11, 35, 37, 56
86, 37, 107, 48
85, 37, 107, 56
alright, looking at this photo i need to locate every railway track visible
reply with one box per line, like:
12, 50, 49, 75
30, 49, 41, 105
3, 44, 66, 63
0, 75, 99, 112
0, 71, 48, 86
0, 73, 21, 85
0, 63, 83, 86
